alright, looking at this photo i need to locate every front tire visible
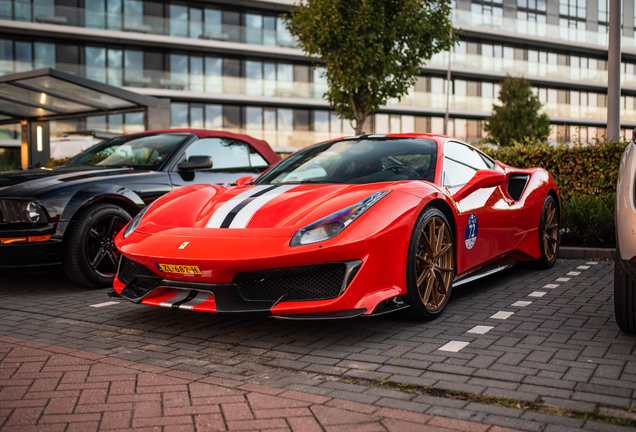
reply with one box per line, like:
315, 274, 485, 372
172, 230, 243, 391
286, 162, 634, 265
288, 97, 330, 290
62, 204, 131, 288
614, 249, 636, 333
403, 207, 456, 321
536, 195, 560, 269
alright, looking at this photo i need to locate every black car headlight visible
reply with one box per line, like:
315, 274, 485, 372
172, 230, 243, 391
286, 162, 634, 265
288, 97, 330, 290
0, 200, 47, 223
123, 204, 151, 239
290, 191, 390, 247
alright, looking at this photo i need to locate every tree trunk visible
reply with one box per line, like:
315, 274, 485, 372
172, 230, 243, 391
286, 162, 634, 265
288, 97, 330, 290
354, 113, 368, 135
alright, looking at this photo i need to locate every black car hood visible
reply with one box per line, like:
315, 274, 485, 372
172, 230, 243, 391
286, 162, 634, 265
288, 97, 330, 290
0, 166, 147, 197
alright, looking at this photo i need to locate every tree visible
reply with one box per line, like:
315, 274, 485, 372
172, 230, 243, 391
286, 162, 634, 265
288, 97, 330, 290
286, 0, 456, 135
485, 75, 551, 146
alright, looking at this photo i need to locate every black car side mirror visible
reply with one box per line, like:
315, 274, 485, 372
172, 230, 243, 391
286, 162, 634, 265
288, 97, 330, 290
632, 128, 636, 144
177, 155, 213, 171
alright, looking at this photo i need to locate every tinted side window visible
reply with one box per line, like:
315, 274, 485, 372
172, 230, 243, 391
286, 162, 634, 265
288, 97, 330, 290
249, 146, 268, 167
443, 141, 491, 187
183, 138, 250, 169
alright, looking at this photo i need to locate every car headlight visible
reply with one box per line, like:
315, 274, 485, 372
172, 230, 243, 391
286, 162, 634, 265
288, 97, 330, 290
123, 204, 151, 239
290, 191, 390, 247
0, 200, 47, 223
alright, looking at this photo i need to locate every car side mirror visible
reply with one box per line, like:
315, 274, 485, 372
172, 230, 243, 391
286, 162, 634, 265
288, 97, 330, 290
177, 155, 213, 171
452, 169, 506, 202
236, 175, 254, 187
632, 127, 636, 144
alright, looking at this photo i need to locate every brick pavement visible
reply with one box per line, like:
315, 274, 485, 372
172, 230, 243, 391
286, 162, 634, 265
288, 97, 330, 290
0, 259, 635, 431
0, 335, 520, 432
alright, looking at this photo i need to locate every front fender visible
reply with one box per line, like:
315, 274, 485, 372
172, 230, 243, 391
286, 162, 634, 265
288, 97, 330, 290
56, 186, 145, 241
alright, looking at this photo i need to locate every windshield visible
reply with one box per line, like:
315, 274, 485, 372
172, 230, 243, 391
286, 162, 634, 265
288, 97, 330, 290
64, 134, 189, 169
255, 138, 437, 185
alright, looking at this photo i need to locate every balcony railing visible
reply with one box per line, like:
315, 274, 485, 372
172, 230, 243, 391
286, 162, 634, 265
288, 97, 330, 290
1, 61, 633, 123
0, 0, 297, 48
4, 1, 636, 52
428, 52, 636, 88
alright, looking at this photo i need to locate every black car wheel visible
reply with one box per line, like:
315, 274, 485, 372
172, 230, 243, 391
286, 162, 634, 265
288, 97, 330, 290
63, 204, 131, 288
403, 207, 456, 321
615, 249, 636, 333
535, 195, 560, 269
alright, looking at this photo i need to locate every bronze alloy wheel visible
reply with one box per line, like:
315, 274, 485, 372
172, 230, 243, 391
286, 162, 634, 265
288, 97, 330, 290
415, 216, 454, 312
542, 199, 559, 262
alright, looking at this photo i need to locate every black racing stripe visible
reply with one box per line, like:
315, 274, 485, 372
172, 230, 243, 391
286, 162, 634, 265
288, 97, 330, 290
220, 185, 279, 228
171, 290, 199, 309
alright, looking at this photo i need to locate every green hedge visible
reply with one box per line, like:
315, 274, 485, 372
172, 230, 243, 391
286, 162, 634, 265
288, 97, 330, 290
479, 141, 626, 201
478, 141, 624, 248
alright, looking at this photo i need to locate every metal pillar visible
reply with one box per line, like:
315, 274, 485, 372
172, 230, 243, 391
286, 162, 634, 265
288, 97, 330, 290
20, 120, 50, 170
444, 49, 452, 136
607, 0, 621, 142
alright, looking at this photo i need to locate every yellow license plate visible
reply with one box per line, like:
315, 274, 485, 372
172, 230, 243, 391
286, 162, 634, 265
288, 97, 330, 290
156, 263, 202, 275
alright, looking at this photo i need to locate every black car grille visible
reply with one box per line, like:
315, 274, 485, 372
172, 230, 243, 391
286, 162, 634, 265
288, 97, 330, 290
118, 256, 162, 289
232, 263, 348, 302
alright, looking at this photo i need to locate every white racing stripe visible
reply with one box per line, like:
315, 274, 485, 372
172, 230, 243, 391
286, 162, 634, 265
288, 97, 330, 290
229, 185, 298, 229
206, 186, 271, 228
178, 291, 212, 310
159, 290, 191, 308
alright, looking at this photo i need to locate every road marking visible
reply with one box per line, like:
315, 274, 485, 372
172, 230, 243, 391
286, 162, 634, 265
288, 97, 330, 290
567, 271, 581, 276
586, 261, 599, 265
577, 265, 590, 270
90, 301, 119, 308
438, 341, 470, 352
467, 325, 494, 334
490, 311, 514, 320
512, 300, 533, 307
543, 284, 560, 289
556, 277, 571, 282
528, 291, 547, 298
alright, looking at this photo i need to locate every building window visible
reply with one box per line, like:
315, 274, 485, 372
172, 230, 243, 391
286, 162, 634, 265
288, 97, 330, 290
559, 0, 586, 29
471, 0, 503, 15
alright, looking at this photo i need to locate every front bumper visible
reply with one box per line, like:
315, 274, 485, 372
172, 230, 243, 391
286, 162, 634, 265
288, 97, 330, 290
0, 239, 62, 268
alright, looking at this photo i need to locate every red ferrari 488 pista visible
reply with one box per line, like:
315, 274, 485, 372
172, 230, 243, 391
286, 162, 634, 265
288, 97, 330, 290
112, 134, 560, 320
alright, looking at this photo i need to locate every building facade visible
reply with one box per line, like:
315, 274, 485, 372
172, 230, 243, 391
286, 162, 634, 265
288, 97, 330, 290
0, 0, 635, 160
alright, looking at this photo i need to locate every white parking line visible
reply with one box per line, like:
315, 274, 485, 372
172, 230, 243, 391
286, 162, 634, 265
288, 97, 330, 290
490, 311, 514, 320
511, 300, 533, 307
467, 325, 494, 334
90, 301, 120, 308
438, 341, 470, 352
577, 266, 590, 270
528, 291, 547, 298
543, 284, 560, 289
586, 262, 599, 265
556, 277, 571, 282
567, 271, 581, 276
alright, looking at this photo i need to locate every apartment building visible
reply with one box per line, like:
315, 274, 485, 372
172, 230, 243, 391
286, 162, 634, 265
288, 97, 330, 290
0, 0, 634, 157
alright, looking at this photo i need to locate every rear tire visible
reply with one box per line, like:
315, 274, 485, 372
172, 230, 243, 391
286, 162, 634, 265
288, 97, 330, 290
535, 195, 560, 269
62, 204, 131, 288
403, 207, 456, 321
614, 249, 636, 333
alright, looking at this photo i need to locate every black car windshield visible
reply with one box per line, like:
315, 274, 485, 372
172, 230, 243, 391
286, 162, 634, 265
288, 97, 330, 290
64, 134, 189, 169
254, 138, 437, 185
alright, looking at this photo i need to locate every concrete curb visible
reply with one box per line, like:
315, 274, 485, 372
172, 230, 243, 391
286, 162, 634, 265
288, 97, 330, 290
560, 246, 615, 260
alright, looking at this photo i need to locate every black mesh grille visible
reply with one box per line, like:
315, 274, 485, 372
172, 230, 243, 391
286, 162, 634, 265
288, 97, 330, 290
233, 263, 347, 302
117, 256, 162, 289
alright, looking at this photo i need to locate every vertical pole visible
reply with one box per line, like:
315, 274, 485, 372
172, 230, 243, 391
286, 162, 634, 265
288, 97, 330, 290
444, 45, 452, 135
607, 0, 621, 142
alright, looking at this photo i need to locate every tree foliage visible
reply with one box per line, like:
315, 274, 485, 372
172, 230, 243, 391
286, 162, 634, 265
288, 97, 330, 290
286, 0, 456, 135
484, 75, 550, 146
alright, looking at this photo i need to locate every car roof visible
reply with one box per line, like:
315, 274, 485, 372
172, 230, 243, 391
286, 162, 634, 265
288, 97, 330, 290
122, 128, 281, 164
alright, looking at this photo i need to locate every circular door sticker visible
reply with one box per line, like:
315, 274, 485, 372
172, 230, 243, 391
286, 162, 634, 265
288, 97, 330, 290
465, 213, 478, 250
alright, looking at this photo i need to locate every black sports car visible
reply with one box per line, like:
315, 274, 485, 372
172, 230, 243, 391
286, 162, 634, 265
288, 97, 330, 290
0, 129, 280, 288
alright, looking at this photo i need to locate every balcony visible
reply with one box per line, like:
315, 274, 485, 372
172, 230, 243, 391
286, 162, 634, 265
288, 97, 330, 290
427, 52, 636, 89
3, 1, 636, 53
0, 0, 297, 48
1, 61, 634, 124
